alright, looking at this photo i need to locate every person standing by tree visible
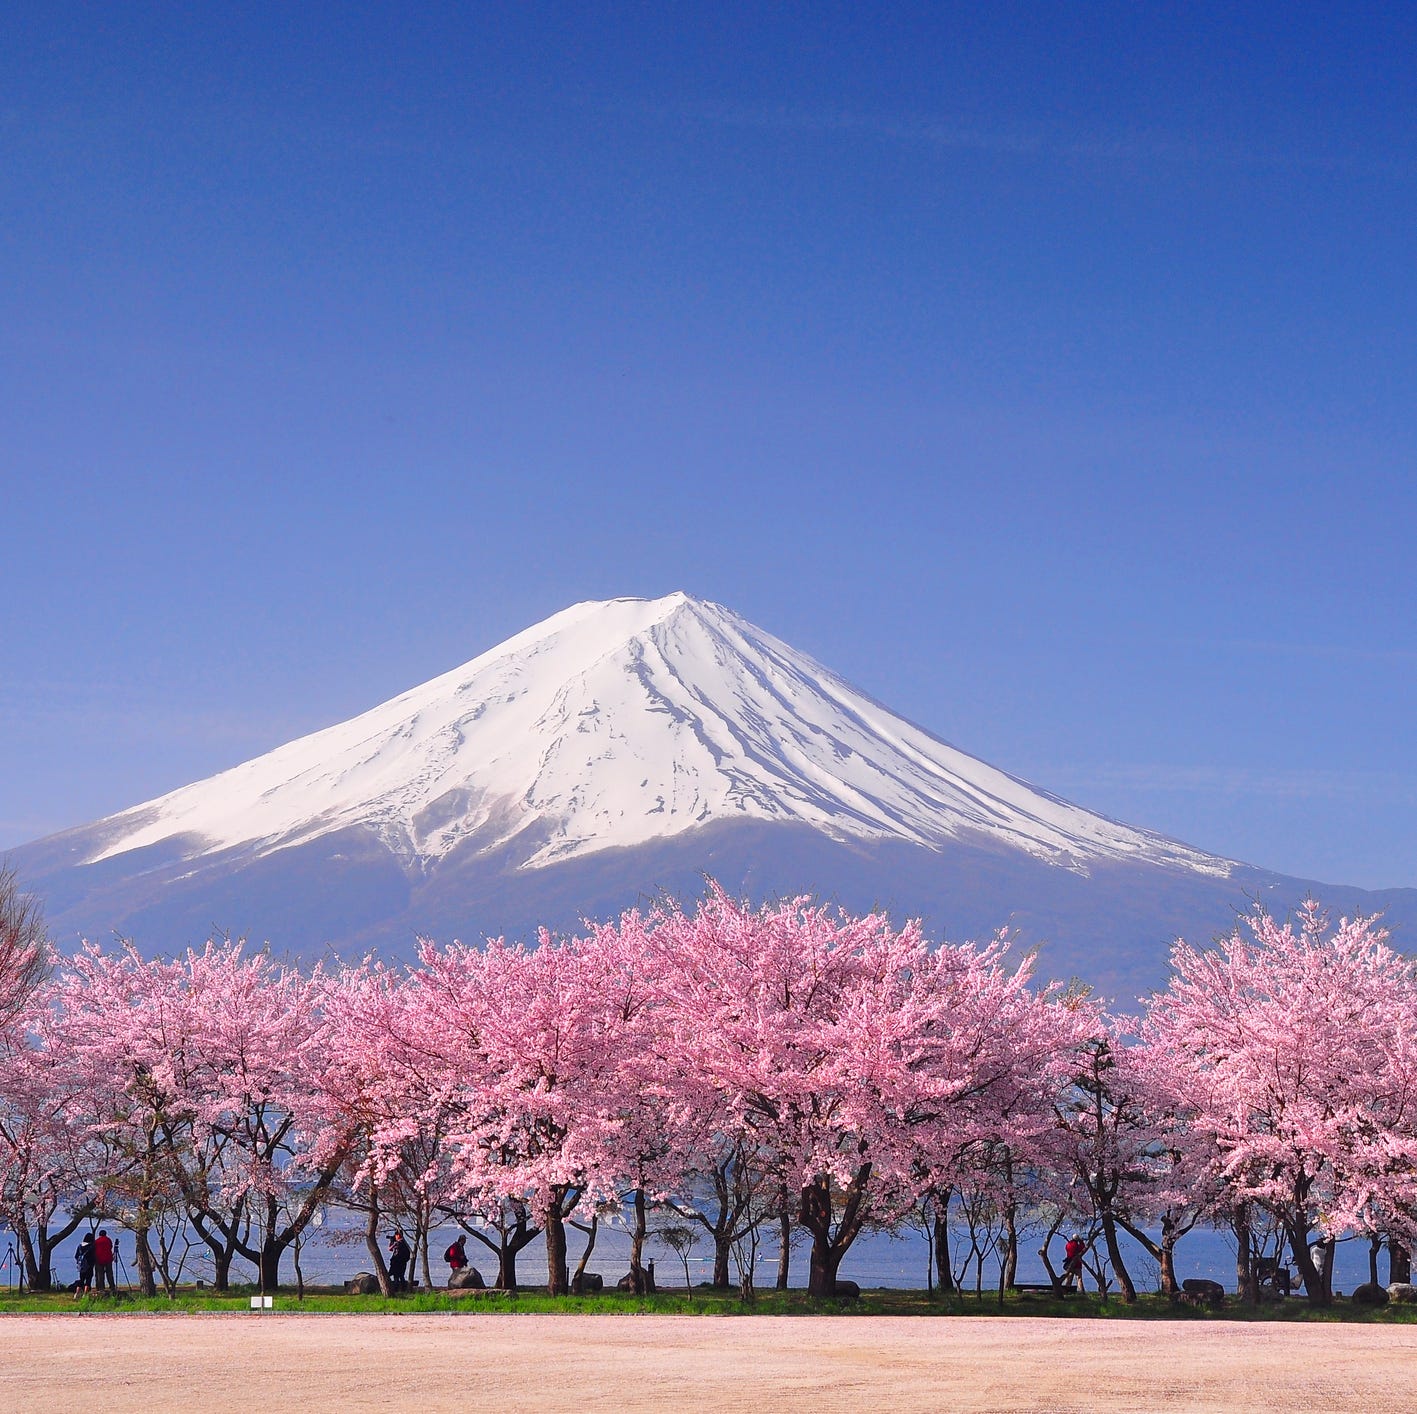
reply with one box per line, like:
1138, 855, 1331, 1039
92, 1229, 115, 1293
73, 1232, 96, 1299
387, 1231, 411, 1293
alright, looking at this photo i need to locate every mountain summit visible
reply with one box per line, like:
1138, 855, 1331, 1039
77, 592, 1230, 881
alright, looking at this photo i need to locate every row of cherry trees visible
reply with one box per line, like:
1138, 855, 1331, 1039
1, 876, 1414, 1306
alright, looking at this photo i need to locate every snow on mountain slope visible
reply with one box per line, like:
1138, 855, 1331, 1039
82, 593, 1234, 879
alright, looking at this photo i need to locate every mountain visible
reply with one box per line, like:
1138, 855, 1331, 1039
11, 594, 1415, 999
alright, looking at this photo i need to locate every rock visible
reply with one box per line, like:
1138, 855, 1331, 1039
1181, 1278, 1224, 1308
1351, 1282, 1389, 1306
448, 1267, 487, 1289
1387, 1282, 1417, 1304
571, 1271, 604, 1294
832, 1279, 861, 1299
345, 1272, 380, 1295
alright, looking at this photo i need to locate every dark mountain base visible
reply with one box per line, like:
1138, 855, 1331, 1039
13, 820, 1415, 1002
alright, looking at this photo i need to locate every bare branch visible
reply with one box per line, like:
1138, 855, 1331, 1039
0, 861, 50, 1026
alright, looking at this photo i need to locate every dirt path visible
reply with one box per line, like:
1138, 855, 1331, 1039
2, 1312, 1413, 1412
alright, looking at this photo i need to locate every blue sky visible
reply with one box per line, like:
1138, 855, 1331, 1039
2, 3, 1414, 888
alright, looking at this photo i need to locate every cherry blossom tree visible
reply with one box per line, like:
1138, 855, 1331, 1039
909, 943, 1086, 1295
578, 908, 730, 1294
338, 958, 547, 1289
170, 941, 347, 1292
44, 943, 196, 1295
1108, 1032, 1230, 1299
646, 887, 907, 1296
1144, 901, 1417, 1306
0, 994, 93, 1290
648, 885, 1080, 1299
1047, 1020, 1154, 1303
408, 930, 633, 1295
45, 939, 345, 1292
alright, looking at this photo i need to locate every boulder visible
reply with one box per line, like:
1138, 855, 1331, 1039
1181, 1278, 1224, 1308
448, 1267, 487, 1290
571, 1271, 604, 1294
1351, 1282, 1390, 1307
1387, 1282, 1417, 1304
832, 1280, 861, 1300
345, 1272, 380, 1295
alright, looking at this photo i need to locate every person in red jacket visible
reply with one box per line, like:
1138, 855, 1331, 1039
444, 1234, 468, 1276
1062, 1234, 1087, 1291
93, 1229, 115, 1293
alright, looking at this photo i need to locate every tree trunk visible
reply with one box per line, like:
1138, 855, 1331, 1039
466, 1204, 541, 1291
545, 1212, 568, 1296
628, 1188, 648, 1294
805, 1228, 842, 1299
1233, 1207, 1259, 1304
16, 1226, 40, 1291
1159, 1232, 1179, 1298
933, 1207, 955, 1292
189, 1211, 243, 1292
363, 1199, 392, 1297
1038, 1242, 1062, 1292
1117, 1214, 1179, 1299
571, 1212, 598, 1293
133, 1226, 158, 1298
1368, 1235, 1382, 1290
257, 1237, 283, 1293
544, 1186, 575, 1296
798, 1163, 871, 1299
498, 1240, 520, 1291
1389, 1241, 1411, 1285
736, 1228, 755, 1303
712, 1232, 731, 1289
776, 1209, 791, 1290
1099, 1211, 1136, 1303
1287, 1221, 1330, 1307
1002, 1203, 1019, 1291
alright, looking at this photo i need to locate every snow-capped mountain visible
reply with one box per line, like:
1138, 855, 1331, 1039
12, 594, 1413, 999
76, 592, 1232, 880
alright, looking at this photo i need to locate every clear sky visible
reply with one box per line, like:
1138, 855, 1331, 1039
2, 3, 1414, 890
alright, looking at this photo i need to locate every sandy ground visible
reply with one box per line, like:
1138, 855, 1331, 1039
2, 1312, 1413, 1412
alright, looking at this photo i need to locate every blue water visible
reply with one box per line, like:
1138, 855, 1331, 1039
175, 1217, 1384, 1296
